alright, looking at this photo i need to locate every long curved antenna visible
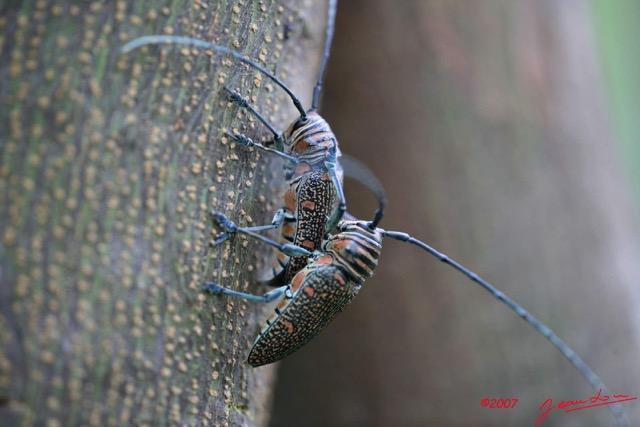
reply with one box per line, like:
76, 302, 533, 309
378, 228, 629, 427
341, 154, 386, 228
121, 35, 307, 120
311, 0, 337, 111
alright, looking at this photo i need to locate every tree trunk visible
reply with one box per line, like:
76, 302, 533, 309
272, 1, 640, 426
0, 1, 326, 426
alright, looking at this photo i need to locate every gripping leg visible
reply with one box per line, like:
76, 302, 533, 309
225, 132, 297, 163
210, 209, 284, 246
203, 283, 291, 303
210, 211, 312, 257
225, 87, 287, 152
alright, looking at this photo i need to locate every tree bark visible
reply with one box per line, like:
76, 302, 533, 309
0, 1, 326, 426
272, 1, 640, 426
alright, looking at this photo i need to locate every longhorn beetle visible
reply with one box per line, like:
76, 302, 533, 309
203, 197, 629, 427
120, 0, 378, 291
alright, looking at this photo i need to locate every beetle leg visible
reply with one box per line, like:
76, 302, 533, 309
340, 154, 387, 228
210, 210, 281, 246
224, 87, 286, 151
323, 158, 346, 233
210, 211, 311, 257
225, 132, 297, 163
203, 283, 291, 303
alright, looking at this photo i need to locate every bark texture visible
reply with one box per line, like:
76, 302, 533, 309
271, 1, 640, 426
0, 1, 326, 426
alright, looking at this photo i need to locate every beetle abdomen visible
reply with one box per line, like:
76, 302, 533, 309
258, 170, 336, 287
285, 171, 335, 280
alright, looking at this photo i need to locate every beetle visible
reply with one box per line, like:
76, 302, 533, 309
204, 197, 629, 426
204, 211, 377, 366
121, 0, 363, 290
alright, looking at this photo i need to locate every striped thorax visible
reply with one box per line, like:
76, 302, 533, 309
283, 111, 343, 179
319, 220, 382, 284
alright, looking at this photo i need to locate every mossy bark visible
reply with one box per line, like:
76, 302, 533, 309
0, 1, 327, 426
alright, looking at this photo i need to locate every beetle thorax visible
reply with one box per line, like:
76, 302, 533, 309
324, 222, 383, 284
283, 111, 341, 168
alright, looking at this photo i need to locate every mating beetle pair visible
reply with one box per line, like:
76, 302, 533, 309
122, 0, 629, 425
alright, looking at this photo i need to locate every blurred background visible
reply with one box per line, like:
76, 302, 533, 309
270, 1, 640, 426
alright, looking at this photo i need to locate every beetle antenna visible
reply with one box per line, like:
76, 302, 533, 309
341, 154, 386, 228
378, 228, 629, 427
311, 0, 337, 111
121, 35, 307, 120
